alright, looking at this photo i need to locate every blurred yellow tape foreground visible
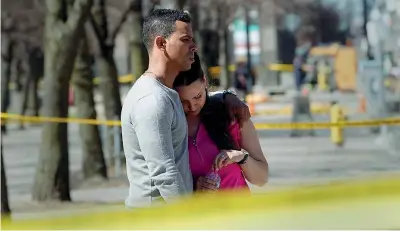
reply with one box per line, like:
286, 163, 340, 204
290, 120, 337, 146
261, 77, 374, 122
2, 175, 400, 229
1, 113, 399, 129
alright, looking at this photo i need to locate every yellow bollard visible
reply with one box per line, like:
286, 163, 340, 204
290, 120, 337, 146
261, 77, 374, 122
330, 101, 345, 147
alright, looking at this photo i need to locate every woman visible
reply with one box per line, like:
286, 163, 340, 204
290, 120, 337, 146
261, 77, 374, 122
174, 54, 268, 192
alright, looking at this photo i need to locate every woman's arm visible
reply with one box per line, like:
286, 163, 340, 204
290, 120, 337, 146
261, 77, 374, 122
238, 120, 269, 186
212, 119, 269, 187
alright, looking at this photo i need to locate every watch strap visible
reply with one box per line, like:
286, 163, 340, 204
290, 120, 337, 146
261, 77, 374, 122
237, 151, 249, 165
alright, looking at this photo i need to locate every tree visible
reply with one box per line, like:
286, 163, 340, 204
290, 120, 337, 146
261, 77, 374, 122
89, 0, 133, 160
176, 0, 187, 9
187, 0, 209, 80
129, 0, 147, 83
2, 0, 45, 127
187, 0, 240, 88
71, 28, 107, 180
274, 0, 340, 44
1, 139, 11, 216
32, 0, 93, 202
19, 46, 43, 121
215, 0, 238, 89
1, 13, 16, 134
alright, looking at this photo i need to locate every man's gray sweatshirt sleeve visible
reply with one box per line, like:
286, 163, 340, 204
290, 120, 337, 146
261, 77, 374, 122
132, 94, 187, 202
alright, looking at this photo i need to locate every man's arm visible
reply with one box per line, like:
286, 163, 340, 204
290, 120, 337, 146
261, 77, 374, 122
133, 94, 188, 202
208, 90, 251, 127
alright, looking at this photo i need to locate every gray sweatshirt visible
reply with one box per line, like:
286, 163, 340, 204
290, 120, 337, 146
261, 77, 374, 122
121, 75, 192, 208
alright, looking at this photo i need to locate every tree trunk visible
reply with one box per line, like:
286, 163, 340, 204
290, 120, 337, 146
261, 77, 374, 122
32, 0, 93, 202
19, 56, 30, 121
20, 74, 40, 118
1, 140, 11, 216
217, 4, 228, 89
27, 76, 40, 116
19, 69, 32, 126
12, 58, 23, 92
96, 48, 122, 162
129, 0, 147, 83
71, 30, 107, 180
1, 36, 14, 134
28, 47, 44, 117
218, 27, 230, 89
20, 48, 43, 129
176, 0, 186, 10
91, 0, 123, 163
189, 1, 208, 77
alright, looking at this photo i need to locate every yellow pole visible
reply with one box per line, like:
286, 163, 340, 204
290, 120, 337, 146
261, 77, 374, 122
330, 102, 345, 147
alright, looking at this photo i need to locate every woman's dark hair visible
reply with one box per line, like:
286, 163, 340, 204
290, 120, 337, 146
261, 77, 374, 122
174, 53, 238, 151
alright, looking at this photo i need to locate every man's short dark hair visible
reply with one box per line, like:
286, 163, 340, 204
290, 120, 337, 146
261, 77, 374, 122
142, 9, 191, 51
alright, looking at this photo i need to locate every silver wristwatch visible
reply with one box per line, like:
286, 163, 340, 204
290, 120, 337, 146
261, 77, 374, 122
237, 150, 249, 165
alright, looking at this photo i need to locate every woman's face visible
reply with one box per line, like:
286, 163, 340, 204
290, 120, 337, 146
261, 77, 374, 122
176, 77, 207, 116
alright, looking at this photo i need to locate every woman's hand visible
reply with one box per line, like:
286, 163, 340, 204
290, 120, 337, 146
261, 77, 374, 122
212, 149, 246, 172
195, 176, 219, 192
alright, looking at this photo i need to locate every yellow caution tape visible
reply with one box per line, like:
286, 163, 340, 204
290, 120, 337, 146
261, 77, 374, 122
1, 113, 399, 129
2, 175, 400, 229
254, 118, 400, 130
268, 63, 294, 72
92, 74, 135, 85
0, 113, 120, 126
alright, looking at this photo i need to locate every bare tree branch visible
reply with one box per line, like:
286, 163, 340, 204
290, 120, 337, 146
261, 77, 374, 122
66, 0, 94, 31
89, 12, 105, 43
92, 0, 108, 39
110, 1, 134, 42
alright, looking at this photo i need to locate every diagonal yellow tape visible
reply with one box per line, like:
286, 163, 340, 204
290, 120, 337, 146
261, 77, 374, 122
1, 113, 399, 129
2, 175, 400, 229
0, 113, 120, 126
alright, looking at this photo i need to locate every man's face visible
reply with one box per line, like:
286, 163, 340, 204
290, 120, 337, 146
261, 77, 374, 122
165, 21, 197, 71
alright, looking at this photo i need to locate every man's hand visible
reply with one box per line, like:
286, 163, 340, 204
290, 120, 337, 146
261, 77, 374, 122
224, 94, 251, 127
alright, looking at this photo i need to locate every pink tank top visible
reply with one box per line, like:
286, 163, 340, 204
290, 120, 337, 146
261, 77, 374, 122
188, 121, 249, 191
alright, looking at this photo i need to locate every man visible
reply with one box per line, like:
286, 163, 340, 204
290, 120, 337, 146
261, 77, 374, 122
121, 9, 250, 208
293, 26, 314, 91
234, 60, 256, 99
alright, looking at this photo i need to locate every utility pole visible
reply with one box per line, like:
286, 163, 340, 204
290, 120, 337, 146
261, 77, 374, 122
259, 0, 278, 86
245, 6, 252, 74
363, 0, 373, 60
